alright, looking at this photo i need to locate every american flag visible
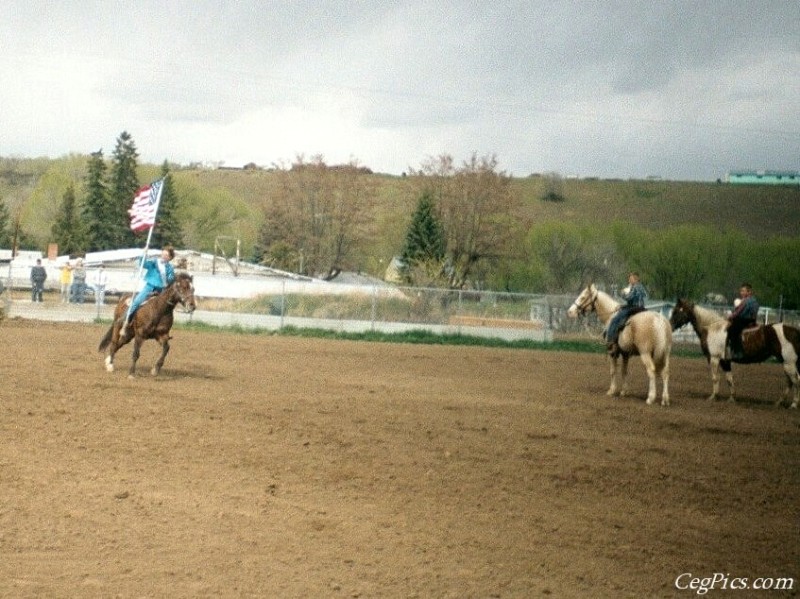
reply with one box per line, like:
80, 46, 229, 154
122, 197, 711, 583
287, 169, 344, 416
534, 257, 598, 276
128, 179, 164, 233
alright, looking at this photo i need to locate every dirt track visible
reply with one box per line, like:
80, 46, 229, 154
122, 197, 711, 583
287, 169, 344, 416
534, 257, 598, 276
1, 319, 798, 598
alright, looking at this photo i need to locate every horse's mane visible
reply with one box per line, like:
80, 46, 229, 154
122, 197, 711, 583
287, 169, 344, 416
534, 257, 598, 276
687, 300, 727, 329
594, 287, 621, 309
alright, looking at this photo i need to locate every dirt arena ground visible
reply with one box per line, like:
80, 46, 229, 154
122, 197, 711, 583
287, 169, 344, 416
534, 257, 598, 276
1, 319, 798, 598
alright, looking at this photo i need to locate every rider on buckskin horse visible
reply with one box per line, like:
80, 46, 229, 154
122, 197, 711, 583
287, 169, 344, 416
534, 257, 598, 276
605, 271, 648, 356
727, 282, 759, 360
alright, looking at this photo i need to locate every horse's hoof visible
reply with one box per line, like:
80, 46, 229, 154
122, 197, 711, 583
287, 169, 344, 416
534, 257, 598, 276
646, 397, 656, 405
127, 374, 135, 380
150, 368, 159, 376
661, 397, 670, 407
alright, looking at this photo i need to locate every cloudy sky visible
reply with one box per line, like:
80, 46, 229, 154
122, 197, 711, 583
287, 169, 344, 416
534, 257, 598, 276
2, 1, 798, 180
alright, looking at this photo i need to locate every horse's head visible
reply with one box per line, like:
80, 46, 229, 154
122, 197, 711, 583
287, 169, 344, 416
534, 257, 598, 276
171, 272, 196, 314
567, 283, 598, 318
669, 298, 694, 331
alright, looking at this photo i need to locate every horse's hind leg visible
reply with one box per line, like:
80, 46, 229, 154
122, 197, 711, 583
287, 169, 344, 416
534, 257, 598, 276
659, 355, 670, 407
105, 348, 116, 373
151, 338, 170, 376
639, 354, 658, 405
780, 363, 799, 409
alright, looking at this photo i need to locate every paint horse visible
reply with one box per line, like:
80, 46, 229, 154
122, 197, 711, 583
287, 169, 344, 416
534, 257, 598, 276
98, 272, 196, 377
670, 298, 800, 408
568, 284, 672, 406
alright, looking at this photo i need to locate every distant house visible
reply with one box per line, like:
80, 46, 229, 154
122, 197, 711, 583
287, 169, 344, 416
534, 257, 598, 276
726, 170, 800, 185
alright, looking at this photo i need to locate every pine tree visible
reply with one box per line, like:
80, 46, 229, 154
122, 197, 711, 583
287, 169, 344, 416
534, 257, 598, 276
399, 192, 447, 285
82, 150, 110, 251
51, 184, 87, 255
151, 161, 184, 248
108, 131, 140, 248
401, 192, 446, 265
0, 199, 11, 248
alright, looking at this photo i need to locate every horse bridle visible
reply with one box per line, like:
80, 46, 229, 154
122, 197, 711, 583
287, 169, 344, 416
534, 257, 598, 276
572, 287, 599, 316
167, 278, 195, 312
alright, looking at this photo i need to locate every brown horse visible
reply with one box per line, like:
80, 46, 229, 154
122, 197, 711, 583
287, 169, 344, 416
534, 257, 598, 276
98, 272, 196, 377
568, 284, 672, 406
670, 298, 800, 408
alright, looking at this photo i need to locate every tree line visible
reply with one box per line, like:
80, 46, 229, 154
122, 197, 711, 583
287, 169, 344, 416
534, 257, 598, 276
42, 131, 183, 256
2, 138, 798, 309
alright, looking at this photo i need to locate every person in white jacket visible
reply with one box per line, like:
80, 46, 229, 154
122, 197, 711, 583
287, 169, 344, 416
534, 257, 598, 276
91, 264, 109, 306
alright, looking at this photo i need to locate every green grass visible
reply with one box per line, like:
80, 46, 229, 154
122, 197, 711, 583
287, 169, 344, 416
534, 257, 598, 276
174, 319, 707, 358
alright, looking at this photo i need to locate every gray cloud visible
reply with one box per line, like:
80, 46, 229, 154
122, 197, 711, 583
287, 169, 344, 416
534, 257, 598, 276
1, 0, 798, 180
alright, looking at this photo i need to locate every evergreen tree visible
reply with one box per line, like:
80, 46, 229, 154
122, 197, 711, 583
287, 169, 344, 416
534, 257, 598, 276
51, 184, 87, 255
0, 199, 11, 248
108, 131, 140, 248
401, 192, 446, 266
150, 161, 184, 248
398, 192, 447, 285
82, 150, 110, 251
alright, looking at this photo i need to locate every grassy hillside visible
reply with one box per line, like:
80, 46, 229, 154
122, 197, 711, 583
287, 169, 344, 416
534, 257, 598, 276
511, 176, 800, 239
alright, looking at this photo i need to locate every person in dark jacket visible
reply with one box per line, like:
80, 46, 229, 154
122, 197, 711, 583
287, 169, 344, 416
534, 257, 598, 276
727, 282, 759, 360
30, 259, 47, 302
606, 272, 648, 355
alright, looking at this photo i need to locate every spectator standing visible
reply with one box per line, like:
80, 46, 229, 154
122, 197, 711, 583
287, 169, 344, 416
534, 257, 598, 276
60, 263, 72, 303
70, 259, 87, 303
92, 264, 109, 306
30, 259, 47, 302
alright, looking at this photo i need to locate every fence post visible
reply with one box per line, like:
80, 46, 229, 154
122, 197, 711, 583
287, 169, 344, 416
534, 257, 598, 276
371, 285, 377, 331
280, 279, 286, 329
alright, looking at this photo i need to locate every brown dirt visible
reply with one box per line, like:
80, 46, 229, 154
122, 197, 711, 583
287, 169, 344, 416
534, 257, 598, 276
1, 320, 798, 598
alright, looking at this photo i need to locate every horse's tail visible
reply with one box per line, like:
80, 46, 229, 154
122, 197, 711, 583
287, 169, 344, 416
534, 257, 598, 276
653, 316, 673, 371
98, 324, 114, 352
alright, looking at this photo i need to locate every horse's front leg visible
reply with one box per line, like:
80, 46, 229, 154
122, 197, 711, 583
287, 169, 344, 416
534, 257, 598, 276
618, 355, 631, 398
128, 338, 142, 378
719, 359, 736, 402
151, 337, 170, 376
707, 357, 722, 401
607, 354, 619, 397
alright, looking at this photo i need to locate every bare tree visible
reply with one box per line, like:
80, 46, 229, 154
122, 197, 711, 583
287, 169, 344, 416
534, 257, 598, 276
257, 156, 375, 278
409, 153, 519, 288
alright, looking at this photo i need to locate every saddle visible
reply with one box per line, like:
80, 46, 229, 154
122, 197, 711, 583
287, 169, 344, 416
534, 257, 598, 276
122, 291, 159, 310
727, 323, 763, 361
618, 305, 646, 330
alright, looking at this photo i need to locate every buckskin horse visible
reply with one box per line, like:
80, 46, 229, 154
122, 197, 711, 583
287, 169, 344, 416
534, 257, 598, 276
670, 298, 800, 408
568, 283, 672, 406
98, 272, 196, 377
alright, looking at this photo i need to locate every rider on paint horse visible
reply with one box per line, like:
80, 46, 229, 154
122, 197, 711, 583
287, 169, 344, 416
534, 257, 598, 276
727, 282, 759, 361
605, 272, 648, 356
120, 246, 176, 336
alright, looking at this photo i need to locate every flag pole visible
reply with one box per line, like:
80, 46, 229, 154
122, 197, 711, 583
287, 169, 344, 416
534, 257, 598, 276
124, 178, 165, 326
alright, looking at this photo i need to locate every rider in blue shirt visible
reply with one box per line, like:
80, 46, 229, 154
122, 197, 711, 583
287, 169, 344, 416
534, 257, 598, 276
606, 272, 648, 355
121, 246, 176, 334
727, 282, 759, 360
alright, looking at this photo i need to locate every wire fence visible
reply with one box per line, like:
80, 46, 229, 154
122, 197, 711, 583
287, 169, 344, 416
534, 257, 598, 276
4, 279, 799, 343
